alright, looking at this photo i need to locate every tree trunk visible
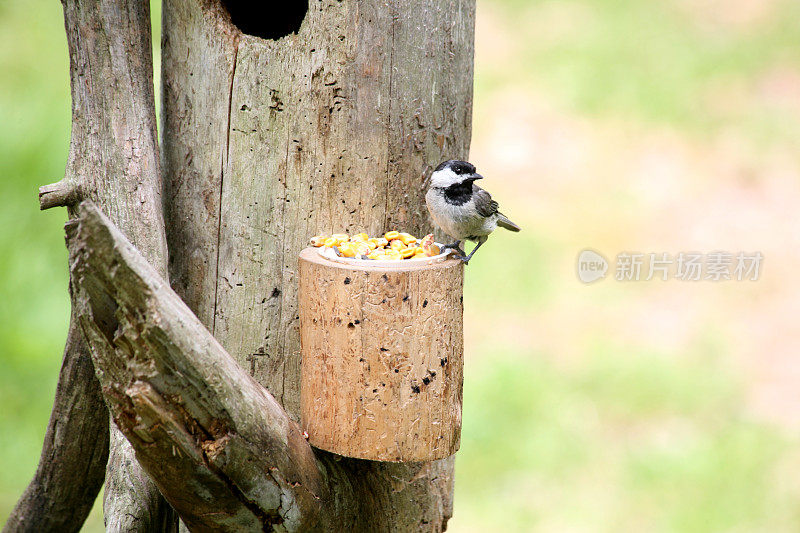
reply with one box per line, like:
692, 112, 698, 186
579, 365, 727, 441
10, 0, 475, 529
162, 0, 473, 526
59, 0, 177, 527
7, 0, 176, 530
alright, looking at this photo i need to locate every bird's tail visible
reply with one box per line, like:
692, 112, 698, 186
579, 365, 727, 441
497, 213, 521, 232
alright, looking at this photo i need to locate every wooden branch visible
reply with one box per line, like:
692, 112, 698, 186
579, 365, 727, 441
3, 317, 108, 533
14, 0, 174, 527
68, 202, 325, 531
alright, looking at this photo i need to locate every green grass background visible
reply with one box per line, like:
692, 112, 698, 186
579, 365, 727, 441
2, 0, 800, 531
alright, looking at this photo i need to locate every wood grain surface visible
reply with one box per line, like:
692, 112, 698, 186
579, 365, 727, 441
299, 248, 464, 461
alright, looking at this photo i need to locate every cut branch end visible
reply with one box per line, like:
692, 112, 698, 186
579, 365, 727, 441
39, 180, 80, 210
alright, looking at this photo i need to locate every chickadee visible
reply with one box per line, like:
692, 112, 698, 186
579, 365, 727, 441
426, 160, 520, 264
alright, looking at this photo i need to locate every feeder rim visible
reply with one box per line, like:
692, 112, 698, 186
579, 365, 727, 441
299, 247, 463, 272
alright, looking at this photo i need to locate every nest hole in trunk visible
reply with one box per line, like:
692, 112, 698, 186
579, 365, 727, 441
220, 1, 307, 40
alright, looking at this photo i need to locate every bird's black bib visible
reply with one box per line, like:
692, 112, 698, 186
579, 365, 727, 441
442, 182, 473, 206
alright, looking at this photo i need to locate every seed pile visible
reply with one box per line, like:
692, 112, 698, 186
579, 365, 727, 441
310, 231, 442, 260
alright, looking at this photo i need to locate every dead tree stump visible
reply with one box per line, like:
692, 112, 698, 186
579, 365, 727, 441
162, 0, 474, 527
11, 0, 476, 528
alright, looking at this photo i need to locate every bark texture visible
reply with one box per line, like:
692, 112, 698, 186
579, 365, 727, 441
299, 248, 464, 462
163, 0, 474, 413
59, 0, 174, 527
8, 0, 175, 530
163, 1, 474, 527
67, 203, 325, 531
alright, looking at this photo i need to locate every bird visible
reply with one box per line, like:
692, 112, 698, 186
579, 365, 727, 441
425, 160, 520, 264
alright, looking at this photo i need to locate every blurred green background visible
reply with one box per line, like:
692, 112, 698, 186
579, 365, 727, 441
3, 0, 800, 531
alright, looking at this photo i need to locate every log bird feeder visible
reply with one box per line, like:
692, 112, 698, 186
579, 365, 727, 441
299, 247, 464, 462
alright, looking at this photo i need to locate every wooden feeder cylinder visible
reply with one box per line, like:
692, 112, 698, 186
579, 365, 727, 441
299, 247, 464, 462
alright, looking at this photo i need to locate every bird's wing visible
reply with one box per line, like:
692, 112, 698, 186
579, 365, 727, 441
474, 185, 521, 231
472, 185, 499, 218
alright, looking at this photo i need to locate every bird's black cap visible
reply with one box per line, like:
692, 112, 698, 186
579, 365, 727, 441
435, 159, 476, 175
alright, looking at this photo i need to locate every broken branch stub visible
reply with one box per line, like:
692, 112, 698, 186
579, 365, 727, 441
67, 202, 325, 531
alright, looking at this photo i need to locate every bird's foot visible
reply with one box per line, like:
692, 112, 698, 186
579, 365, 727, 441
441, 241, 466, 258
444, 248, 467, 261
457, 238, 486, 265
447, 248, 469, 263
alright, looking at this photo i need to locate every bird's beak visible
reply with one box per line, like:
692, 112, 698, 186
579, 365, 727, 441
470, 174, 484, 181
